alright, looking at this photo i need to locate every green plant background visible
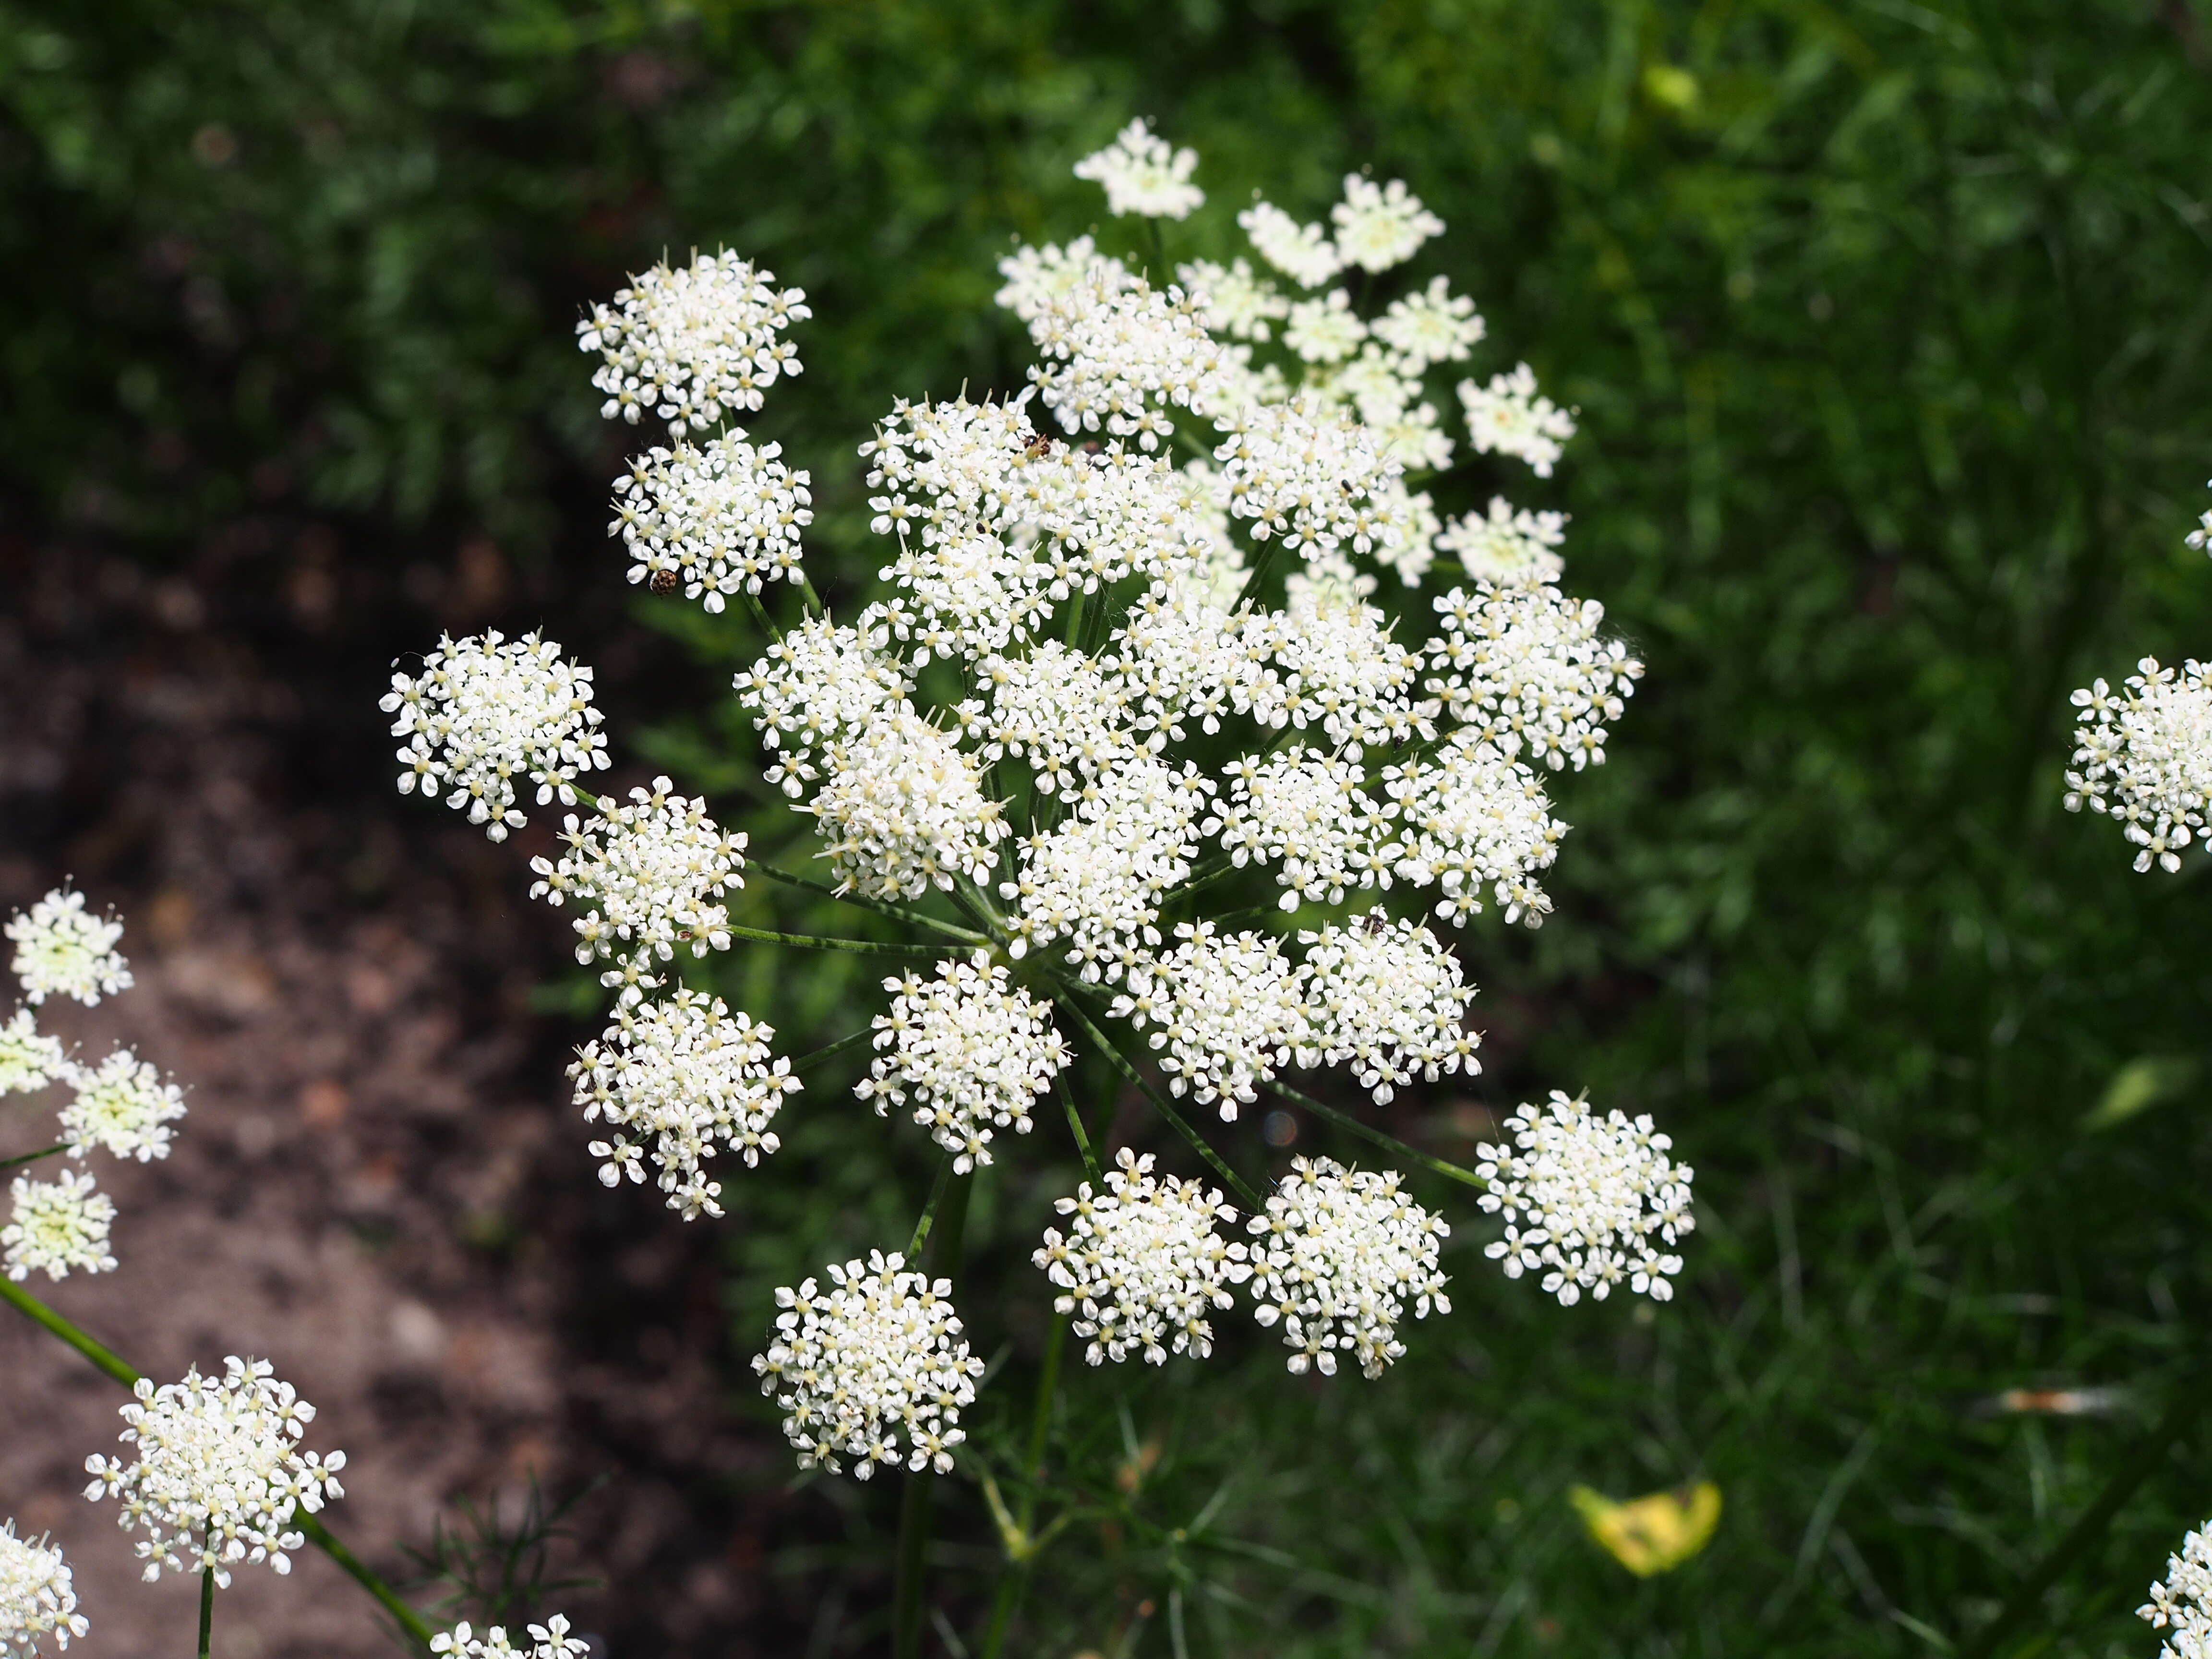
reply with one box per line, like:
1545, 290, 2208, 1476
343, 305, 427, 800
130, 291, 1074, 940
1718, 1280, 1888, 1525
5, 1, 2212, 1655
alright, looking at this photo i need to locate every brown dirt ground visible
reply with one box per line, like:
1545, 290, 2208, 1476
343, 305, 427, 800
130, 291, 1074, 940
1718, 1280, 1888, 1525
0, 528, 809, 1658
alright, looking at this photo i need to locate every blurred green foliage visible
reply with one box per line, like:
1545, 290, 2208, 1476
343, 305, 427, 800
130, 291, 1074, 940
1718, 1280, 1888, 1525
7, 1, 2212, 1656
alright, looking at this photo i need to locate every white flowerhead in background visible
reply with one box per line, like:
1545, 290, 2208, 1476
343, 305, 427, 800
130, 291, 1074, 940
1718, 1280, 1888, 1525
1477, 1090, 1695, 1305
529, 779, 747, 991
1437, 498, 1567, 587
753, 1251, 985, 1479
6, 890, 129, 1009
856, 956, 1067, 1173
60, 1050, 185, 1164
84, 1356, 346, 1587
1330, 175, 1445, 274
1073, 118, 1204, 220
3, 1172, 116, 1283
430, 1615, 589, 1659
1035, 1148, 1249, 1366
569, 989, 799, 1221
611, 434, 812, 608
2064, 659, 2212, 873
2141, 1520, 2212, 1659
382, 632, 610, 842
995, 236, 1135, 325
1237, 201, 1344, 290
1458, 363, 1577, 478
1245, 1156, 1449, 1377
0, 1522, 86, 1657
1371, 275, 1486, 375
0, 1010, 65, 1096
577, 249, 809, 431
1283, 289, 1367, 365
1177, 257, 1289, 342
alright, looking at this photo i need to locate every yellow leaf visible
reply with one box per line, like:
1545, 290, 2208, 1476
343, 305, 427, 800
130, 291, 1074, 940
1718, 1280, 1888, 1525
1569, 1481, 1722, 1576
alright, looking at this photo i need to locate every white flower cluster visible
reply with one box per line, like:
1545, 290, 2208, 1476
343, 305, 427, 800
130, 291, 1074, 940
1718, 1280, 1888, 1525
529, 779, 747, 996
1073, 118, 1203, 220
735, 615, 913, 796
2142, 1519, 2212, 1659
84, 1357, 345, 1587
431, 1617, 589, 1659
3, 1171, 116, 1283
569, 990, 799, 1220
2064, 658, 2212, 873
6, 890, 129, 1008
610, 435, 812, 607
383, 633, 610, 842
0, 1009, 65, 1095
805, 711, 1009, 901
1245, 1157, 1450, 1377
1437, 497, 1566, 586
753, 1252, 985, 1479
1302, 912, 1479, 1103
1429, 582, 1644, 772
577, 249, 808, 431
57, 1050, 185, 1163
0, 1522, 85, 1657
1112, 924, 1314, 1119
1034, 1149, 1248, 1366
1458, 364, 1577, 479
1477, 1091, 1695, 1305
856, 957, 1068, 1172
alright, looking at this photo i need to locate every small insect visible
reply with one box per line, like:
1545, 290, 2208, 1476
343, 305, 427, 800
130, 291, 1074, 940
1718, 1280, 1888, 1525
647, 568, 681, 596
1023, 433, 1055, 460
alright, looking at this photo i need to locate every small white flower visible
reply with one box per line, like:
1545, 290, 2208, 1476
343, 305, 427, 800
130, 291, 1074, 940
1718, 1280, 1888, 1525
2064, 659, 2212, 873
430, 1613, 589, 1659
2141, 1519, 2212, 1659
1237, 201, 1343, 289
577, 249, 809, 431
1330, 176, 1444, 274
0, 1521, 87, 1657
1073, 118, 1204, 220
59, 1050, 186, 1163
1246, 1157, 1449, 1377
1458, 363, 1576, 478
84, 1357, 346, 1587
382, 632, 610, 842
3, 1172, 117, 1283
856, 956, 1067, 1173
753, 1251, 985, 1478
6, 890, 130, 1008
1035, 1149, 1250, 1365
0, 1010, 66, 1096
569, 989, 800, 1220
1477, 1091, 1695, 1305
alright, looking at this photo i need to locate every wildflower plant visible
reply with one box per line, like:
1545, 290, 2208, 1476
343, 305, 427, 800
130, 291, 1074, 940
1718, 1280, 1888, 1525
375, 117, 1698, 1652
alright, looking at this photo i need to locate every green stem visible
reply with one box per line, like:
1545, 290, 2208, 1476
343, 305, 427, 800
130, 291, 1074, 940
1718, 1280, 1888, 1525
741, 588, 782, 641
198, 1562, 214, 1659
1229, 539, 1281, 614
1263, 1082, 1491, 1194
893, 1168, 974, 1659
1055, 996, 1262, 1209
1056, 1073, 1103, 1184
0, 1142, 66, 1172
799, 574, 826, 618
0, 1277, 435, 1650
1957, 1356, 2212, 1659
791, 1028, 878, 1075
725, 923, 945, 959
907, 1154, 957, 1260
753, 862, 989, 945
982, 1313, 1069, 1659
